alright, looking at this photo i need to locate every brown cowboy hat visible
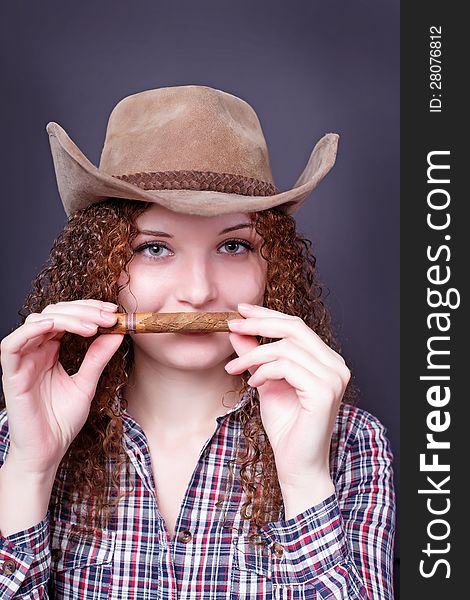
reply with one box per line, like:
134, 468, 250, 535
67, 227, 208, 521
46, 85, 339, 217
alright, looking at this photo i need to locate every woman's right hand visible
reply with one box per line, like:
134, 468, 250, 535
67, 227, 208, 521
0, 299, 124, 477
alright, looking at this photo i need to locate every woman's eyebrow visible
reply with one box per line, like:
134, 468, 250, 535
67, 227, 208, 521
137, 229, 173, 238
137, 223, 253, 238
218, 223, 253, 235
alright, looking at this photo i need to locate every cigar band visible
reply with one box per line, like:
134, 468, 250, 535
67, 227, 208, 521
125, 313, 137, 334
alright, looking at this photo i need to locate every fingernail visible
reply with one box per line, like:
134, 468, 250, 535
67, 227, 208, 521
100, 310, 117, 320
228, 320, 244, 327
238, 303, 254, 310
82, 322, 98, 330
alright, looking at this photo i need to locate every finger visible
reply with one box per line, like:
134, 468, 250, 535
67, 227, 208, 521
228, 331, 259, 356
71, 334, 124, 398
248, 358, 319, 395
228, 315, 343, 369
16, 329, 61, 356
228, 332, 260, 376
1, 320, 55, 373
225, 338, 335, 380
1, 313, 117, 373
26, 311, 118, 335
249, 358, 348, 404
42, 302, 118, 320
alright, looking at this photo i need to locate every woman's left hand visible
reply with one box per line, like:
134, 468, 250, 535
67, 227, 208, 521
225, 303, 351, 489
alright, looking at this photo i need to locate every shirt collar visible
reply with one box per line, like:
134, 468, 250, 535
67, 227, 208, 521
215, 386, 253, 422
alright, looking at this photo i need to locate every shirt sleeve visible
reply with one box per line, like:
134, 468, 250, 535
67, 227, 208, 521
257, 410, 396, 599
0, 516, 51, 599
0, 409, 52, 599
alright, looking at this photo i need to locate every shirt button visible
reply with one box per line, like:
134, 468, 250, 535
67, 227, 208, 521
273, 542, 284, 558
0, 559, 17, 575
177, 529, 192, 543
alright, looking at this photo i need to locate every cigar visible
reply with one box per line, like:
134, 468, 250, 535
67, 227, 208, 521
97, 311, 243, 334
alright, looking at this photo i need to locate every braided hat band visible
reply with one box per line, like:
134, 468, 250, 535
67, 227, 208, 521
113, 170, 279, 196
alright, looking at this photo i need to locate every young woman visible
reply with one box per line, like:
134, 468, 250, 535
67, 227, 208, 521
0, 86, 395, 599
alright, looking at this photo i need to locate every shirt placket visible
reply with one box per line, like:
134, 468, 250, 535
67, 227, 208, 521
121, 391, 251, 599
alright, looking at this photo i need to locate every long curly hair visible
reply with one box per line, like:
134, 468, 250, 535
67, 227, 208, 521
2, 198, 359, 538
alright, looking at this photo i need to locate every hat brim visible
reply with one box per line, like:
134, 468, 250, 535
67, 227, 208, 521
46, 122, 339, 217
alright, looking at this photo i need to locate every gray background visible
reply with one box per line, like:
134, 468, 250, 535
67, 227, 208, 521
0, 0, 400, 585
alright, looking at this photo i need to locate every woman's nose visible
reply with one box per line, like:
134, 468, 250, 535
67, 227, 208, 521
174, 257, 218, 307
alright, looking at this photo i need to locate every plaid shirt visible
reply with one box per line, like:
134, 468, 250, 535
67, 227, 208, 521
0, 392, 395, 599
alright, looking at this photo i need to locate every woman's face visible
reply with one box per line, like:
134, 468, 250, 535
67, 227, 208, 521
117, 203, 268, 371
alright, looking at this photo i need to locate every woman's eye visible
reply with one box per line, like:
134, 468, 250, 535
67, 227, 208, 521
136, 242, 172, 258
219, 239, 254, 255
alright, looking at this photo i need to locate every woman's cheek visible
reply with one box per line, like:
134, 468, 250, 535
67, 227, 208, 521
117, 266, 167, 311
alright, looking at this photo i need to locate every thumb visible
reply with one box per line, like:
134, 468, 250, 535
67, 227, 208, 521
72, 334, 125, 397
